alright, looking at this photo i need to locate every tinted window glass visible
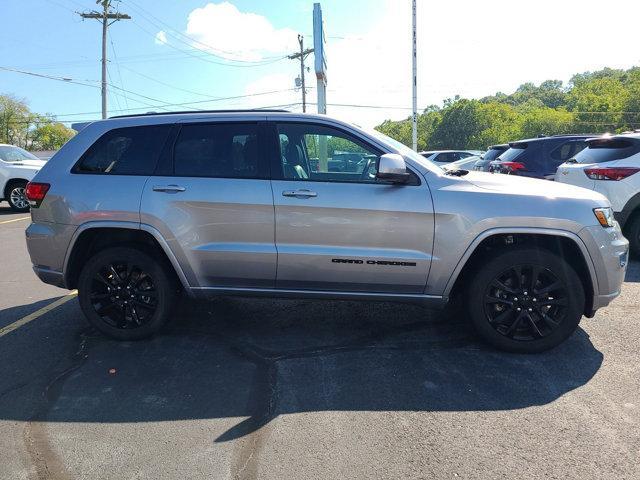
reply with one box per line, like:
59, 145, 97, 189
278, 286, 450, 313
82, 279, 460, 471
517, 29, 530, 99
174, 123, 260, 178
434, 152, 457, 163
277, 123, 381, 183
75, 125, 170, 175
574, 138, 640, 164
497, 146, 526, 162
551, 141, 587, 161
482, 148, 505, 161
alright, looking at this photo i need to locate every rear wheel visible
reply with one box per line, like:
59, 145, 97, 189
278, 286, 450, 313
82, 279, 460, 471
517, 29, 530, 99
78, 247, 176, 340
6, 181, 29, 212
467, 248, 585, 353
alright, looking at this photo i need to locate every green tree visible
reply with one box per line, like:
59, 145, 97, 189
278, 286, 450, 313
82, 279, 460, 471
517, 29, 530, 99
0, 94, 31, 146
429, 99, 486, 149
567, 76, 630, 131
32, 122, 75, 150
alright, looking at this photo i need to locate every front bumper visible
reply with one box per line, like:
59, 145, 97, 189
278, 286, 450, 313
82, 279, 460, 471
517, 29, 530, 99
578, 224, 629, 310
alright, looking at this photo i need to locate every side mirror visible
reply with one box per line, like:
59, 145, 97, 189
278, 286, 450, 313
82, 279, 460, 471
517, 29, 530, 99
376, 153, 411, 183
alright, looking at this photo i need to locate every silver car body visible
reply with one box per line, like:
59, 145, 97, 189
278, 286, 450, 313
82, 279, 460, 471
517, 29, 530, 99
26, 112, 628, 312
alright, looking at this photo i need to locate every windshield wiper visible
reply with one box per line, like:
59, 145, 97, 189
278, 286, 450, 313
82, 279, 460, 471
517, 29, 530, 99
444, 168, 469, 176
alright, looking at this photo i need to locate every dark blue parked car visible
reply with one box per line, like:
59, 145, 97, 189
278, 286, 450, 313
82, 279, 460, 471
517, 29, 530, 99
489, 135, 596, 180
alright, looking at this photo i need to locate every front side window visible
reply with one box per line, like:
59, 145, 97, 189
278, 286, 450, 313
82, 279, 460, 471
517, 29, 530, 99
0, 146, 39, 162
174, 123, 261, 178
276, 123, 380, 183
75, 125, 170, 175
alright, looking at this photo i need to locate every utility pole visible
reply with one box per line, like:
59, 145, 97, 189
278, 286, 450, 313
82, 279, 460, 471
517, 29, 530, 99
79, 0, 131, 119
411, 0, 418, 151
287, 35, 313, 113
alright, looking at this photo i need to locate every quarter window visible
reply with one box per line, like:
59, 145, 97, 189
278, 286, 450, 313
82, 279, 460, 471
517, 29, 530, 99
174, 123, 261, 178
74, 125, 171, 175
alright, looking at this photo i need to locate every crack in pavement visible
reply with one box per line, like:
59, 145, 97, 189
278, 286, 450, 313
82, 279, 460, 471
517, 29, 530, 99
23, 329, 92, 480
171, 315, 475, 479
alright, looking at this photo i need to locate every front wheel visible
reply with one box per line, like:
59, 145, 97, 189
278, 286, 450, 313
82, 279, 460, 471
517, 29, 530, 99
467, 248, 585, 353
78, 247, 176, 340
6, 181, 30, 212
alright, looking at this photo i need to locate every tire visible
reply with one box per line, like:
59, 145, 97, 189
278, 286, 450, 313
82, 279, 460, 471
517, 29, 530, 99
78, 246, 177, 340
467, 248, 585, 353
6, 180, 30, 212
626, 213, 640, 259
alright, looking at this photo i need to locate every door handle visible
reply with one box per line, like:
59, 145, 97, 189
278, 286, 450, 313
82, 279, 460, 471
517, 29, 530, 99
282, 189, 317, 198
153, 184, 186, 193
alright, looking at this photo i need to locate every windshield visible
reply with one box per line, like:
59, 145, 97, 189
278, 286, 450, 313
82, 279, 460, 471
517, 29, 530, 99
497, 146, 526, 162
483, 149, 504, 161
0, 145, 39, 162
366, 128, 443, 173
573, 138, 640, 164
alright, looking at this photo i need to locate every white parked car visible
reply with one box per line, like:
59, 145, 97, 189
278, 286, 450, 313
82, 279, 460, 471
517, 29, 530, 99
555, 133, 640, 255
0, 144, 47, 212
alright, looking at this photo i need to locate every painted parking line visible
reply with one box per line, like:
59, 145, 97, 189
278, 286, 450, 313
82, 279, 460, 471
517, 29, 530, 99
0, 291, 78, 338
0, 216, 30, 225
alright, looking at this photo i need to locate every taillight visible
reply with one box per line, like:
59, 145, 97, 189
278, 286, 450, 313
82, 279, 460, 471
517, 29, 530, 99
25, 182, 50, 207
584, 167, 640, 181
502, 162, 526, 172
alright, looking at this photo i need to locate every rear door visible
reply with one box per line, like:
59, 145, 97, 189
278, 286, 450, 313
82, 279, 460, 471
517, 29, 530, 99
140, 120, 276, 288
269, 120, 434, 294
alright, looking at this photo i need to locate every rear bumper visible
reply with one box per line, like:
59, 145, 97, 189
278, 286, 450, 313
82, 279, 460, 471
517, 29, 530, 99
25, 221, 75, 288
32, 266, 66, 288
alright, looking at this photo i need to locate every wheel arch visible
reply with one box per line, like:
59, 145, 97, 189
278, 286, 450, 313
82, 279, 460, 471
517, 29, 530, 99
3, 177, 30, 199
63, 222, 192, 294
444, 228, 598, 316
618, 192, 640, 232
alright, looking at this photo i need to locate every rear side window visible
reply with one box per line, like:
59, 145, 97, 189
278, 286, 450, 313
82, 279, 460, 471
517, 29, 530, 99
173, 123, 261, 178
74, 125, 170, 175
574, 138, 640, 164
550, 140, 587, 162
482, 148, 505, 161
497, 145, 526, 162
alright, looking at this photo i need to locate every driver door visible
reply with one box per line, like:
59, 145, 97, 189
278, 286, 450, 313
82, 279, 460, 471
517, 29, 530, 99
269, 121, 435, 294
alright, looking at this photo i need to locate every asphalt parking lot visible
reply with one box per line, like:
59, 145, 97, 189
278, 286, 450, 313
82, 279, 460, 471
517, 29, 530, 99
1, 205, 639, 480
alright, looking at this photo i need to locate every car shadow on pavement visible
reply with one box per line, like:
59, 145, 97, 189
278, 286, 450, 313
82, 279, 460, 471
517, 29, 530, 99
0, 205, 19, 215
625, 259, 639, 282
0, 295, 603, 444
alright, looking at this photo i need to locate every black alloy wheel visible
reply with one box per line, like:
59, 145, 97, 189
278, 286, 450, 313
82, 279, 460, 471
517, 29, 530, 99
467, 248, 584, 353
89, 261, 158, 330
483, 264, 568, 341
78, 247, 176, 340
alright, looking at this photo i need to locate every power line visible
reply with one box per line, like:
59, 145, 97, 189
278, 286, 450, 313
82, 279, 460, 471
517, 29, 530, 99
108, 31, 130, 111
127, 18, 287, 69
287, 35, 313, 112
126, 0, 288, 63
78, 0, 131, 118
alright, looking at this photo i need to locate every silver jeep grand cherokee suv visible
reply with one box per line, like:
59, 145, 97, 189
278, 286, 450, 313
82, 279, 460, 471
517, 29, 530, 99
24, 110, 629, 353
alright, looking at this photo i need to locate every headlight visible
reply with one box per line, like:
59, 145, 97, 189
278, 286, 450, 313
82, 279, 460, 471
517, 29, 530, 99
594, 207, 615, 228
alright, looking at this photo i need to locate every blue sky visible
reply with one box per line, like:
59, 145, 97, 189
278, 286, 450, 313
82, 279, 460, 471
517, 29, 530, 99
2, 0, 640, 128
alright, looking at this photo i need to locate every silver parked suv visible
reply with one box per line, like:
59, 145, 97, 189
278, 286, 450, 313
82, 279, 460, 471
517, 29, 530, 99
25, 110, 629, 353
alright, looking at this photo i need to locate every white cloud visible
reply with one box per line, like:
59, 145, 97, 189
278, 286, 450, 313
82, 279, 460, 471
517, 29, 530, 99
323, 0, 640, 128
154, 30, 167, 46
184, 2, 298, 61
180, 0, 640, 128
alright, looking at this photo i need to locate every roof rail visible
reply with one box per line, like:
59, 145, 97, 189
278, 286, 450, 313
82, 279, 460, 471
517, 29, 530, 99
550, 133, 601, 137
109, 109, 291, 119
